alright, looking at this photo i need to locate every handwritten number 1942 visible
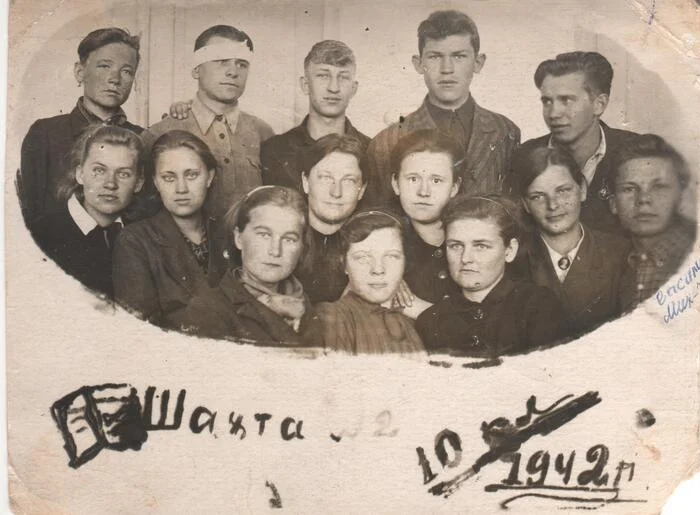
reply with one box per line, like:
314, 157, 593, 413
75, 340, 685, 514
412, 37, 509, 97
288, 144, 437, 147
502, 444, 630, 488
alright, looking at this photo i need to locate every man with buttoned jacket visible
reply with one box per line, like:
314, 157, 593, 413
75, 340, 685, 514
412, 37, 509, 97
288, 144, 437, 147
364, 10, 520, 207
506, 51, 637, 234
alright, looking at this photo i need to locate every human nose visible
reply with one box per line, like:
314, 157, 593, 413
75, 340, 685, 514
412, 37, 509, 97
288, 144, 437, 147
329, 179, 343, 198
546, 194, 559, 211
225, 63, 239, 78
417, 178, 430, 197
327, 73, 340, 93
369, 257, 386, 276
548, 101, 564, 119
268, 236, 283, 258
107, 67, 121, 85
103, 170, 118, 190
440, 55, 454, 74
635, 188, 653, 206
175, 175, 189, 194
460, 246, 473, 265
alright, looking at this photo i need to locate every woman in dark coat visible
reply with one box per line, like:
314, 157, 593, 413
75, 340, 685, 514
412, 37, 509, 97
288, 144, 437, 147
416, 195, 565, 358
29, 124, 145, 299
175, 186, 322, 347
512, 146, 630, 338
112, 131, 229, 327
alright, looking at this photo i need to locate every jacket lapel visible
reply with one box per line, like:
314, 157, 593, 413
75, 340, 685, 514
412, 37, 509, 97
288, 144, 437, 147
463, 104, 501, 182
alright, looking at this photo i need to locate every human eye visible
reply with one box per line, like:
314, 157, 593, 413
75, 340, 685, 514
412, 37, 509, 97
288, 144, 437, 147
446, 242, 463, 251
474, 242, 491, 250
236, 60, 250, 70
540, 97, 552, 106
256, 230, 271, 239
386, 251, 403, 261
121, 67, 134, 77
528, 193, 543, 202
283, 234, 299, 244
652, 182, 670, 191
185, 170, 200, 180
617, 184, 636, 195
91, 165, 106, 176
432, 177, 444, 184
116, 169, 134, 180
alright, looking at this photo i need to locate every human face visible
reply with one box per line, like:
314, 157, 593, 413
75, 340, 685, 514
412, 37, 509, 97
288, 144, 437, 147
523, 164, 587, 237
391, 151, 459, 224
610, 157, 682, 238
345, 227, 405, 304
193, 36, 250, 106
412, 35, 484, 110
234, 205, 305, 290
154, 147, 215, 220
445, 218, 518, 299
76, 143, 143, 225
302, 152, 366, 228
74, 43, 138, 117
540, 72, 607, 147
302, 62, 358, 118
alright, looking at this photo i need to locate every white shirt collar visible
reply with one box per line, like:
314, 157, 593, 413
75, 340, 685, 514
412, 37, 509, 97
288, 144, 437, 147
547, 124, 606, 185
67, 194, 122, 235
540, 224, 585, 282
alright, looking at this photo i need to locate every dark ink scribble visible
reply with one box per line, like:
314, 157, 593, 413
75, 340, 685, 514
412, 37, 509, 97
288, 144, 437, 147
484, 484, 646, 509
428, 392, 601, 498
463, 358, 503, 369
635, 408, 656, 428
51, 383, 148, 468
266, 481, 283, 508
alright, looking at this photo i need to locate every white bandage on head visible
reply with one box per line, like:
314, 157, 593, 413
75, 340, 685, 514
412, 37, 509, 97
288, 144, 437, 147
192, 41, 254, 68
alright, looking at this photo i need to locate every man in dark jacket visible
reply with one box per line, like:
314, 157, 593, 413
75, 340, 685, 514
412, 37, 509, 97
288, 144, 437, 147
261, 40, 369, 193
364, 10, 520, 207
507, 51, 637, 233
19, 27, 143, 224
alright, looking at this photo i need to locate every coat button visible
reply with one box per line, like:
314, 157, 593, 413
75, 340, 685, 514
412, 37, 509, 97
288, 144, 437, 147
470, 335, 480, 347
224, 157, 230, 164
437, 270, 448, 280
219, 133, 225, 139
442, 293, 451, 300
473, 308, 484, 320
434, 248, 443, 258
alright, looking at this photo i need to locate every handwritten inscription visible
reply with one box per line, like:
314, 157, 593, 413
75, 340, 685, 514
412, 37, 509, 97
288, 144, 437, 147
655, 258, 700, 323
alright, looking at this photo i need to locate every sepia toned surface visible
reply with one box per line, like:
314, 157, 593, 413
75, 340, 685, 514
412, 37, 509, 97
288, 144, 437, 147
5, 0, 700, 512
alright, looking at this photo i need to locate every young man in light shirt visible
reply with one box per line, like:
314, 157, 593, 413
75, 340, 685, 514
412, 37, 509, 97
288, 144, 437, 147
145, 24, 273, 218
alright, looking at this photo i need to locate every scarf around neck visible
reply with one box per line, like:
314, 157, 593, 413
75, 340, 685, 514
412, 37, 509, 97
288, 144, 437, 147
237, 268, 307, 332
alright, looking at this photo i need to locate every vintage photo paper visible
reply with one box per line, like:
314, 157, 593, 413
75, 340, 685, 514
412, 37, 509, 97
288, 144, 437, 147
5, 0, 700, 512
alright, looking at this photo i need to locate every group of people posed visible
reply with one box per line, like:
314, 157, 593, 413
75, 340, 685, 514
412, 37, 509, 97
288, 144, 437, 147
19, 10, 696, 359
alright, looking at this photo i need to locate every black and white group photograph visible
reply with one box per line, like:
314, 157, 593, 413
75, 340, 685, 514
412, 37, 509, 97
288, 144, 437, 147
5, 0, 700, 513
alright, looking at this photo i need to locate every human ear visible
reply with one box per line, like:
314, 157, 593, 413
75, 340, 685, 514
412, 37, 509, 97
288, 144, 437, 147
357, 182, 367, 200
521, 198, 531, 215
504, 238, 519, 263
75, 166, 85, 185
233, 227, 243, 250
191, 66, 200, 80
391, 174, 400, 196
412, 55, 424, 75
134, 175, 145, 194
300, 75, 309, 95
449, 177, 461, 198
609, 195, 618, 215
301, 173, 310, 195
474, 53, 486, 74
593, 93, 609, 117
206, 168, 216, 188
74, 61, 85, 86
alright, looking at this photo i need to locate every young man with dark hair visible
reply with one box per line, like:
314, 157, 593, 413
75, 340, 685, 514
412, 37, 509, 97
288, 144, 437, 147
261, 40, 369, 192
508, 51, 637, 233
295, 134, 367, 303
145, 24, 274, 218
19, 27, 143, 224
609, 134, 696, 309
390, 130, 462, 303
364, 10, 520, 206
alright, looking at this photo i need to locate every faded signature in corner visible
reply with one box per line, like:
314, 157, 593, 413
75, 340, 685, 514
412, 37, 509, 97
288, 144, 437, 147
655, 259, 700, 324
